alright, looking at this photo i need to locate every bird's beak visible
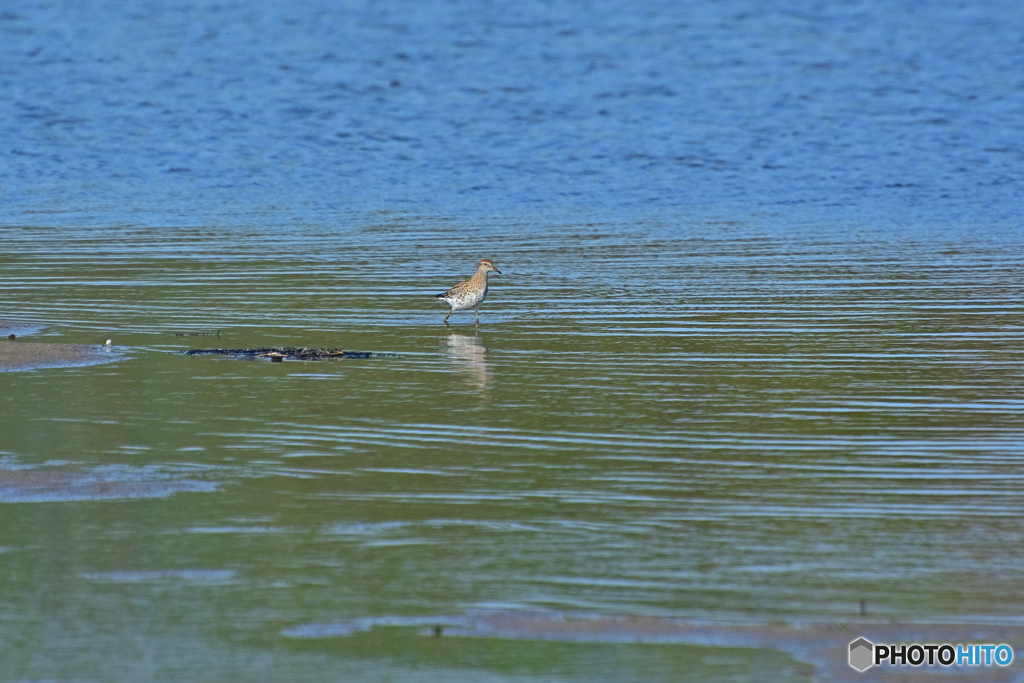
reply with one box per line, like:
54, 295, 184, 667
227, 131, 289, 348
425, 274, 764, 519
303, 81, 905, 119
493, 267, 502, 275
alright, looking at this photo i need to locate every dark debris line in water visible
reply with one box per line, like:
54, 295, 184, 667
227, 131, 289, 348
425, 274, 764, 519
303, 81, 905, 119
184, 347, 395, 361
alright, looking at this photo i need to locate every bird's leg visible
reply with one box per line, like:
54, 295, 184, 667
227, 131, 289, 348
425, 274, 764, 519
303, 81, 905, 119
444, 309, 452, 326
475, 309, 480, 325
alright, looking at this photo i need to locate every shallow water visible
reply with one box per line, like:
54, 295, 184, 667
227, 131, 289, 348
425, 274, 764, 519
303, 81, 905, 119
3, 0, 1024, 681
3, 219, 1024, 681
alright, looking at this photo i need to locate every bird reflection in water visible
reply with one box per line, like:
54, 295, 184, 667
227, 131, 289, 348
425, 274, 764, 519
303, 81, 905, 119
443, 333, 491, 392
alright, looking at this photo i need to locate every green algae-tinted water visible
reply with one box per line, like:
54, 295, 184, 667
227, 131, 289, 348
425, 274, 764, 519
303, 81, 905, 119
2, 217, 1023, 681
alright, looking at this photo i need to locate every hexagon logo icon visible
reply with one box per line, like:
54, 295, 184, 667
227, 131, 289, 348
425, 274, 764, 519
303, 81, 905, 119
849, 637, 874, 671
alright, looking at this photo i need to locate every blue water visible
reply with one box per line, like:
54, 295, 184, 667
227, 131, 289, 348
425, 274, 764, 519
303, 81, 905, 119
3, 0, 1022, 228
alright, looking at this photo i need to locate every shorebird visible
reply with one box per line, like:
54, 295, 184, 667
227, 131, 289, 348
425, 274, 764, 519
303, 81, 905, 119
435, 259, 502, 325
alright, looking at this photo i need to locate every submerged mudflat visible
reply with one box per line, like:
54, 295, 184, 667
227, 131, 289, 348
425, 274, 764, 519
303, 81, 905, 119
0, 340, 123, 372
286, 610, 1024, 682
0, 463, 218, 502
0, 320, 43, 339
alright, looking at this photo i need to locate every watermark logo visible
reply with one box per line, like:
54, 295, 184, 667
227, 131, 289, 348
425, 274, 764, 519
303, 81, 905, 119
848, 638, 874, 671
849, 638, 1014, 671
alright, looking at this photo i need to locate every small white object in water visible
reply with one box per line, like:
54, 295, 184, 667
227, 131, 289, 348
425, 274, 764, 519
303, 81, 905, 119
104, 339, 113, 347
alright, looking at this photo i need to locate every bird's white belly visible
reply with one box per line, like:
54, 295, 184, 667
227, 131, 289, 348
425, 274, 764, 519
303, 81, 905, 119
447, 287, 487, 311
